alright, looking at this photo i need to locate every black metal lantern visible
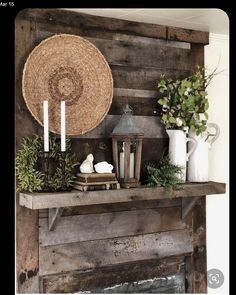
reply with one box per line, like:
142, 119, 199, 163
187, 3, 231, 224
111, 104, 144, 188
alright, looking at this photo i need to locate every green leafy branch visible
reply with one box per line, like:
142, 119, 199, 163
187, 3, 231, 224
146, 154, 184, 191
15, 134, 79, 192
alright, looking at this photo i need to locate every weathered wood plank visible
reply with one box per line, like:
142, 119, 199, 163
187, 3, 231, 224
15, 17, 40, 294
168, 26, 209, 45
190, 43, 205, 72
109, 96, 157, 116
39, 209, 48, 219
63, 198, 182, 215
18, 9, 167, 40
40, 256, 186, 293
111, 66, 190, 90
18, 9, 208, 44
39, 229, 192, 275
38, 199, 182, 219
35, 24, 190, 49
86, 37, 191, 70
39, 207, 187, 246
73, 114, 167, 139
19, 182, 226, 210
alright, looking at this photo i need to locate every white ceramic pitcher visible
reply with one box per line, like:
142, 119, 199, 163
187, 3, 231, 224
187, 123, 220, 182
166, 130, 197, 181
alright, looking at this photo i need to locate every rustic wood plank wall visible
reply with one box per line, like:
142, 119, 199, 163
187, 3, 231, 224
15, 8, 208, 293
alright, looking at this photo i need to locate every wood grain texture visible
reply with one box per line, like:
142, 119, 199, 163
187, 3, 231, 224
19, 182, 226, 210
15, 17, 39, 293
18, 9, 166, 40
40, 256, 186, 293
86, 37, 192, 70
111, 65, 190, 90
71, 114, 167, 139
192, 197, 207, 293
18, 9, 209, 44
39, 229, 193, 276
39, 198, 182, 219
167, 26, 209, 45
39, 207, 188, 246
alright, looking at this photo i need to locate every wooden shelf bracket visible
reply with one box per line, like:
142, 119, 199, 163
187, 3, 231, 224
181, 196, 199, 219
48, 207, 64, 231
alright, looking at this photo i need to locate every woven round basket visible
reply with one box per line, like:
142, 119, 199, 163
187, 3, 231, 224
22, 34, 113, 135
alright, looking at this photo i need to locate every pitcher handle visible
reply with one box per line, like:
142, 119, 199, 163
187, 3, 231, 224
186, 137, 197, 161
207, 123, 220, 147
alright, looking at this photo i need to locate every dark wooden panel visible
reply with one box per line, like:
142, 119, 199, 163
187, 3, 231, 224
18, 9, 209, 44
39, 229, 193, 276
18, 9, 167, 40
38, 198, 182, 219
40, 256, 186, 293
86, 37, 191, 70
168, 26, 209, 45
109, 96, 158, 116
15, 18, 40, 293
190, 43, 205, 72
39, 207, 187, 246
71, 115, 167, 139
62, 198, 181, 216
111, 65, 190, 90
192, 197, 207, 293
34, 25, 190, 50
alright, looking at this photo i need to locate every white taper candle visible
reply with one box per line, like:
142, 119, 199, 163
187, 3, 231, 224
43, 100, 49, 152
61, 101, 66, 152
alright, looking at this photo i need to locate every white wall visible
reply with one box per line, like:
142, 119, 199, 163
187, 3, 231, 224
204, 33, 229, 294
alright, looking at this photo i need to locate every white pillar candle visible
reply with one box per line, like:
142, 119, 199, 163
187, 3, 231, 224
43, 100, 49, 152
61, 101, 66, 152
130, 153, 134, 178
119, 152, 135, 179
119, 152, 124, 178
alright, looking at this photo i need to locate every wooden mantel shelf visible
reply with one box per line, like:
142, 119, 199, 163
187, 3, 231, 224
20, 181, 225, 210
19, 181, 225, 230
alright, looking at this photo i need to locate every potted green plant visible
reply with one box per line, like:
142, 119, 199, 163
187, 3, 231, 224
16, 134, 79, 192
156, 66, 219, 181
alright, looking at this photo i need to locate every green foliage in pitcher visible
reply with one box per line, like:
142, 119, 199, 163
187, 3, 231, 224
156, 67, 218, 135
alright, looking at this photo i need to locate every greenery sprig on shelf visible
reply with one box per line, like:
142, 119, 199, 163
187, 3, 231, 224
15, 134, 79, 192
146, 154, 184, 190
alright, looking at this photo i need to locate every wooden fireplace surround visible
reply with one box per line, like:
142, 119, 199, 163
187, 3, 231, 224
16, 8, 226, 293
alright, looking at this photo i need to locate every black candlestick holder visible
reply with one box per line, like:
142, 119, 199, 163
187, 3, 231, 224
43, 151, 50, 191
60, 151, 67, 191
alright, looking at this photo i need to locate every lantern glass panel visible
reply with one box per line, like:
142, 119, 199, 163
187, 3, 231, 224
117, 140, 136, 179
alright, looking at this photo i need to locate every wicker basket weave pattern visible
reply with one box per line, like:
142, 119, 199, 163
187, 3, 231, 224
22, 34, 113, 135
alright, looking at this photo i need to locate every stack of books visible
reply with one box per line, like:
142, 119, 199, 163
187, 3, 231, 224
72, 173, 120, 191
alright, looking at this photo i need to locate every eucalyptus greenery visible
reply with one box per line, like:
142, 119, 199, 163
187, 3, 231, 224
15, 134, 79, 192
146, 154, 184, 190
157, 67, 218, 135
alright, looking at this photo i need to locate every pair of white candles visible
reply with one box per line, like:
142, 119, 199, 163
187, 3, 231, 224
43, 100, 66, 152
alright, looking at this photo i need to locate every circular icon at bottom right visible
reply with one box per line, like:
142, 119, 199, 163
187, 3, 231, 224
207, 269, 224, 289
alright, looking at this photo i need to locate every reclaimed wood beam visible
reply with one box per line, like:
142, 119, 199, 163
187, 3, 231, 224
16, 8, 209, 44
19, 181, 226, 210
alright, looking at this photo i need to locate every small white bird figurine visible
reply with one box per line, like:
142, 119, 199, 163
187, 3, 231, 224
94, 161, 114, 173
80, 154, 95, 173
